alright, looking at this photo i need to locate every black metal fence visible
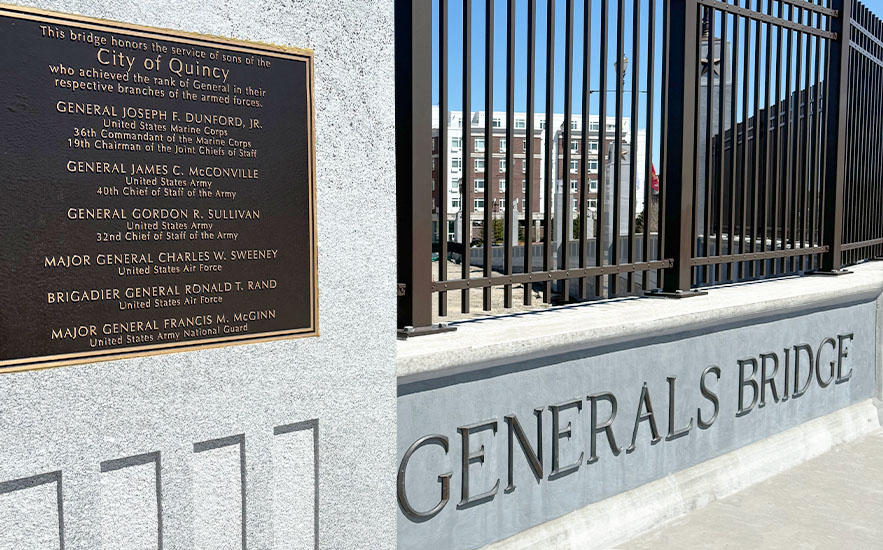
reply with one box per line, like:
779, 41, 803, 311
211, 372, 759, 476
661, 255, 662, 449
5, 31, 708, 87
396, 0, 882, 334
842, 1, 883, 264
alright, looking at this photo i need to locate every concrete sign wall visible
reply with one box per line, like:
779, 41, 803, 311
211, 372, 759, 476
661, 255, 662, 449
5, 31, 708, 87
397, 298, 878, 549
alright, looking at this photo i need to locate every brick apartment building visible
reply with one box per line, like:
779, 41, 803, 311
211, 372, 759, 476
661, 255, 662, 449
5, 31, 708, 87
432, 107, 633, 244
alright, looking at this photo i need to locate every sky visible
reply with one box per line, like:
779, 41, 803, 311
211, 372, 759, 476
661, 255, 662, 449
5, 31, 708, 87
432, 0, 663, 116
431, 0, 831, 167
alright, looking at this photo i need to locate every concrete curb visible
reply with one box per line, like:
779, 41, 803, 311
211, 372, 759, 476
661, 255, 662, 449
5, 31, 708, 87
482, 400, 881, 550
398, 263, 883, 384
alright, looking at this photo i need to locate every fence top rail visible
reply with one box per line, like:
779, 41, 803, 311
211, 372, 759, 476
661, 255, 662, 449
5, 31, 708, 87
698, 0, 837, 40
852, 18, 883, 51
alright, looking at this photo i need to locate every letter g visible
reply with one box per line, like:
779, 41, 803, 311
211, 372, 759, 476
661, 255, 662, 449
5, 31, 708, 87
397, 435, 452, 521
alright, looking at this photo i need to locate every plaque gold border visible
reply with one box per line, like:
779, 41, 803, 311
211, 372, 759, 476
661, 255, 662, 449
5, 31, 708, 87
0, 3, 319, 373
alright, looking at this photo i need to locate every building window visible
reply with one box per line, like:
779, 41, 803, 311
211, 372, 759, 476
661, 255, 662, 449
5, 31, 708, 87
521, 160, 526, 173
451, 197, 461, 209
452, 158, 462, 171
588, 141, 599, 153
539, 120, 546, 129
570, 160, 579, 173
475, 179, 485, 192
475, 138, 485, 152
515, 118, 526, 129
432, 158, 436, 170
571, 197, 578, 211
590, 121, 599, 131
607, 123, 616, 132
570, 141, 579, 152
500, 139, 507, 153
499, 159, 506, 173
590, 180, 598, 191
474, 198, 485, 211
448, 220, 456, 240
588, 160, 598, 173
588, 198, 597, 209
452, 137, 462, 150
570, 179, 579, 192
499, 178, 506, 192
475, 159, 485, 172
570, 120, 578, 130
522, 140, 527, 152
450, 180, 460, 193
522, 179, 527, 192
492, 118, 502, 128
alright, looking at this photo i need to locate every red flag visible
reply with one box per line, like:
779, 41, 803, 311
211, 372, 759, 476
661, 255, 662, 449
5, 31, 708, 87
651, 163, 660, 193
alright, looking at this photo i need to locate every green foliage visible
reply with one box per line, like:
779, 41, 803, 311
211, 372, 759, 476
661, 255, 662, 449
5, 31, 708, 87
493, 218, 504, 244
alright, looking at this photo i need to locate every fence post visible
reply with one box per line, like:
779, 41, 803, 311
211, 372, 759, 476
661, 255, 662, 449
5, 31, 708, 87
395, 0, 456, 337
395, 0, 433, 332
818, 0, 853, 274
654, 0, 705, 297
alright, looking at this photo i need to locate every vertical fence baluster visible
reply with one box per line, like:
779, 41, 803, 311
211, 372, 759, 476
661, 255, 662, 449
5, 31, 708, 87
483, 0, 494, 311
727, 7, 739, 282
580, 0, 593, 300
775, 1, 786, 276
810, 0, 824, 269
657, 0, 670, 288
715, 7, 726, 282
612, 0, 625, 295
820, 0, 852, 272
807, 5, 821, 270
692, 5, 701, 286
543, 0, 555, 302
800, 9, 812, 271
439, 0, 448, 317
704, 7, 715, 284
645, 0, 657, 289
505, 0, 515, 309
750, 0, 762, 279
525, 0, 537, 305
561, 0, 575, 300
596, 0, 609, 297
462, 0, 473, 313
628, 0, 641, 294
793, 5, 805, 272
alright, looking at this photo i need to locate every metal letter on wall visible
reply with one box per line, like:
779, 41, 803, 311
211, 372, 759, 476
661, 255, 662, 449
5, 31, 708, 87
0, 4, 318, 371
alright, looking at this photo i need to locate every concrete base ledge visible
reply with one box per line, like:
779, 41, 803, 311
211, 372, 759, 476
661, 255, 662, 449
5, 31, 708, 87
398, 262, 883, 384
483, 400, 882, 550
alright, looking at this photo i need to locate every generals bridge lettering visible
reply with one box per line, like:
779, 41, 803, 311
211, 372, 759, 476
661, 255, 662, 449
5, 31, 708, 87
397, 334, 855, 520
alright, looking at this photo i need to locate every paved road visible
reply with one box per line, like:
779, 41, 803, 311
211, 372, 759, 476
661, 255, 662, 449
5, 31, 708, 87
619, 429, 883, 550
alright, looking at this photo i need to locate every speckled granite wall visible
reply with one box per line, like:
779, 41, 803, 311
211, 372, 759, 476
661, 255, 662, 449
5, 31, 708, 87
0, 1, 398, 548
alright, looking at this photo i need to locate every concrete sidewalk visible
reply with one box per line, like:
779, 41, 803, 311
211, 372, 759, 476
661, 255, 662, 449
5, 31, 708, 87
619, 429, 883, 549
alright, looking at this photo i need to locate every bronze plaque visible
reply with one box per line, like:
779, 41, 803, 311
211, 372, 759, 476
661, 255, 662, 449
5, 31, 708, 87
0, 5, 318, 372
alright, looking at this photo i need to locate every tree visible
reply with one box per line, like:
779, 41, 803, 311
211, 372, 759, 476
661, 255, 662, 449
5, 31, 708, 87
493, 218, 504, 244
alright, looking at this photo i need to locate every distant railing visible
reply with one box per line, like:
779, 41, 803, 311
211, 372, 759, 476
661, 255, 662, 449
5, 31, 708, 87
841, 0, 883, 265
396, 0, 881, 335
